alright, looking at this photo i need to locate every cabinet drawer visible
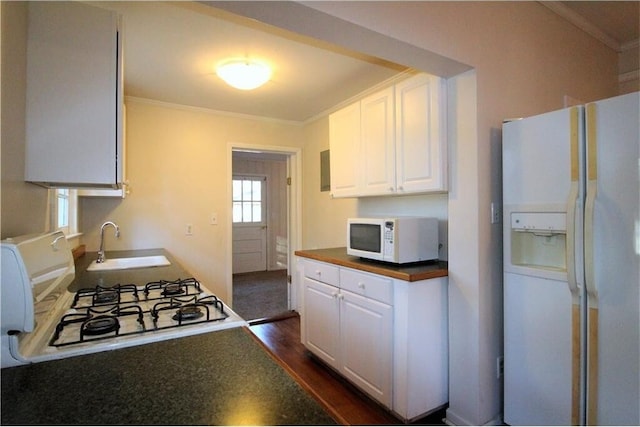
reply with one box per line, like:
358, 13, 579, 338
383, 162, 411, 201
340, 268, 393, 305
304, 259, 340, 286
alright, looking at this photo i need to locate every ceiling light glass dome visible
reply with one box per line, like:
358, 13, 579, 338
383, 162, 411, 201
216, 59, 272, 90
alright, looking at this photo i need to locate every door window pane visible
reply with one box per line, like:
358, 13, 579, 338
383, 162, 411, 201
232, 177, 264, 223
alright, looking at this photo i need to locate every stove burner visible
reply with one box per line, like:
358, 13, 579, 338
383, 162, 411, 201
82, 316, 119, 336
73, 283, 139, 308
172, 305, 204, 321
94, 290, 118, 304
163, 283, 185, 296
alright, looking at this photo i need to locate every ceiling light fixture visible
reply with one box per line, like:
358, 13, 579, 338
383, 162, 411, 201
216, 59, 272, 90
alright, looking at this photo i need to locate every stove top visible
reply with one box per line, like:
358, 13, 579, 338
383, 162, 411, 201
51, 278, 233, 348
11, 277, 246, 366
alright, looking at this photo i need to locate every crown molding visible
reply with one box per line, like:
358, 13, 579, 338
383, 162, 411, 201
124, 96, 304, 127
619, 69, 640, 83
621, 39, 640, 52
539, 1, 622, 52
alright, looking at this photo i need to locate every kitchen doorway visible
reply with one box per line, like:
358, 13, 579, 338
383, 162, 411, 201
228, 144, 302, 323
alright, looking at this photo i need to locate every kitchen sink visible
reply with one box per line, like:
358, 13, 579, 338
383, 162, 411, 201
86, 255, 171, 272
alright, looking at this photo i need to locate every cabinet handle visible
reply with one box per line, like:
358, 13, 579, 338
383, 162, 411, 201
315, 270, 321, 277
389, 187, 394, 192
331, 292, 339, 298
338, 293, 344, 300
398, 185, 404, 191
358, 282, 365, 289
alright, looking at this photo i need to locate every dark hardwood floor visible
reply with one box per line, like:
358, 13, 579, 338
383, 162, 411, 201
247, 314, 447, 426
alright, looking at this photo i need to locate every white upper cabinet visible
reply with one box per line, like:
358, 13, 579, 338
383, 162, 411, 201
25, 2, 124, 189
395, 73, 447, 193
329, 102, 361, 198
329, 73, 447, 198
360, 87, 396, 196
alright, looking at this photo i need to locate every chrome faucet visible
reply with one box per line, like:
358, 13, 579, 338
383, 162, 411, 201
97, 221, 120, 263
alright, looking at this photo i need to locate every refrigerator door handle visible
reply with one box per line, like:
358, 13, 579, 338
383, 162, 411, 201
566, 183, 580, 299
566, 107, 581, 301
584, 103, 598, 302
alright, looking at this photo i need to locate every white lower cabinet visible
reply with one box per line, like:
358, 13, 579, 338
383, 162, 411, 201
301, 258, 448, 421
303, 268, 393, 407
340, 289, 393, 407
304, 278, 341, 367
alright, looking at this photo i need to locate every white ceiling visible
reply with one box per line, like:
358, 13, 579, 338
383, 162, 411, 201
98, 1, 406, 123
98, 1, 639, 124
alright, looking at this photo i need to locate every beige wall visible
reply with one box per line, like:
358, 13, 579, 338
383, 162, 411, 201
0, 2, 48, 238
80, 99, 305, 300
300, 117, 358, 249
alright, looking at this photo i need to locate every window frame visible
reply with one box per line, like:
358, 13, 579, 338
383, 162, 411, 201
232, 174, 267, 226
50, 188, 79, 236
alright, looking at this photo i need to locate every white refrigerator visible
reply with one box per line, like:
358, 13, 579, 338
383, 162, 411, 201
502, 91, 639, 426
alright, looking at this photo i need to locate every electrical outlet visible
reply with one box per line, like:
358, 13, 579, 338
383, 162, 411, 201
491, 202, 501, 224
497, 356, 504, 379
185, 224, 193, 236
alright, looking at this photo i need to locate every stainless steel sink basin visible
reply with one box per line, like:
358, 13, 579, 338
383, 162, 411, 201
86, 255, 170, 272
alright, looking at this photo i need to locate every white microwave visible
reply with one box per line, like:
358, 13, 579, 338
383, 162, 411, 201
347, 217, 439, 264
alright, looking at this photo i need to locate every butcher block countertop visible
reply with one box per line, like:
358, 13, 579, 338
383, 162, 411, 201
295, 247, 448, 282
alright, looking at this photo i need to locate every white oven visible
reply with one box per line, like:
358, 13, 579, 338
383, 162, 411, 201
1, 231, 246, 368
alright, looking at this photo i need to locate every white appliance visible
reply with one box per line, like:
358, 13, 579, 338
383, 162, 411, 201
347, 217, 439, 264
1, 231, 246, 368
502, 92, 639, 425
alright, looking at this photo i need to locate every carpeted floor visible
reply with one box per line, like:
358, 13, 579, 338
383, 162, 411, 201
232, 269, 289, 321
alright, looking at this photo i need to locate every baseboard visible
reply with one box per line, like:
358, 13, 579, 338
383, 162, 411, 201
444, 408, 504, 426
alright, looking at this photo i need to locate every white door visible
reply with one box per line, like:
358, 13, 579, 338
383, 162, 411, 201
502, 106, 581, 426
340, 289, 393, 407
395, 73, 446, 193
304, 277, 340, 369
361, 86, 395, 196
584, 92, 639, 425
329, 102, 361, 197
232, 175, 267, 274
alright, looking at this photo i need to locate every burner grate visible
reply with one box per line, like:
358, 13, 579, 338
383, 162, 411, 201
72, 284, 139, 308
51, 279, 230, 348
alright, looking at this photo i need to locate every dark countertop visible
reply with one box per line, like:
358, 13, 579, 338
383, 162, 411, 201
70, 248, 192, 292
295, 247, 448, 282
1, 249, 336, 425
1, 328, 337, 425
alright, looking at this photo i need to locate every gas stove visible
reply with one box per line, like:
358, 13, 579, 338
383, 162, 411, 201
1, 232, 246, 368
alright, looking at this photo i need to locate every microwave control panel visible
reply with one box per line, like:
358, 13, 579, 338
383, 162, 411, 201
383, 221, 395, 260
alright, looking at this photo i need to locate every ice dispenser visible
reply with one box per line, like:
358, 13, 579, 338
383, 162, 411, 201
510, 212, 566, 272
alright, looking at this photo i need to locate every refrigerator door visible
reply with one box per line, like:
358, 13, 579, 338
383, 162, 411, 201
503, 106, 584, 425
584, 92, 639, 425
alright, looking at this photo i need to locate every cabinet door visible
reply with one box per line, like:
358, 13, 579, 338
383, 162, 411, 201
395, 74, 447, 193
340, 290, 393, 407
303, 277, 340, 369
329, 102, 361, 198
360, 87, 396, 196
25, 2, 123, 188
